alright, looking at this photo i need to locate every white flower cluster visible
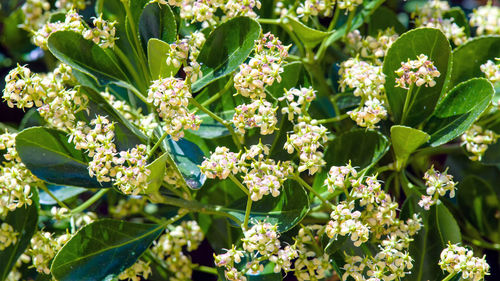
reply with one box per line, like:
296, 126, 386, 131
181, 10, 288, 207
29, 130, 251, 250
159, 0, 261, 25
3, 63, 88, 131
232, 99, 278, 135
345, 29, 399, 64
29, 231, 71, 274
292, 225, 332, 281
470, 3, 500, 36
70, 116, 151, 195
461, 124, 498, 161
480, 59, 500, 84
55, 0, 87, 10
0, 222, 19, 250
165, 31, 206, 83
234, 32, 289, 99
0, 132, 38, 216
200, 143, 293, 201
151, 221, 204, 281
280, 87, 328, 175
337, 0, 363, 12
339, 57, 388, 128
33, 9, 117, 49
412, 0, 467, 46
109, 197, 147, 219
118, 260, 152, 281
147, 77, 201, 141
418, 165, 457, 210
326, 201, 370, 246
395, 54, 441, 89
324, 162, 357, 192
439, 243, 490, 281
296, 0, 335, 19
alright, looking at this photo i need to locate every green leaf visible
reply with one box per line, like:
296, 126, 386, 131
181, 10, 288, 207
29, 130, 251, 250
163, 137, 207, 190
80, 86, 146, 151
425, 78, 494, 147
324, 129, 389, 169
383, 27, 452, 126
285, 16, 333, 48
192, 17, 261, 93
390, 125, 430, 170
401, 198, 461, 281
147, 39, 179, 79
443, 7, 470, 37
51, 219, 164, 281
457, 176, 500, 241
47, 31, 128, 86
144, 153, 170, 194
16, 127, 111, 188
139, 3, 176, 49
368, 6, 406, 36
448, 35, 500, 89
0, 191, 38, 281
224, 181, 310, 233
39, 185, 87, 205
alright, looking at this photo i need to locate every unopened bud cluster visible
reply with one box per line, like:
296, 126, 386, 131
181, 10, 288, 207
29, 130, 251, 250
118, 260, 152, 281
165, 31, 206, 83
348, 98, 387, 129
418, 165, 457, 210
439, 243, 490, 281
480, 59, 500, 84
234, 33, 289, 99
461, 124, 498, 161
232, 99, 278, 135
29, 231, 71, 274
395, 54, 440, 89
0, 222, 18, 250
151, 221, 204, 281
147, 77, 201, 141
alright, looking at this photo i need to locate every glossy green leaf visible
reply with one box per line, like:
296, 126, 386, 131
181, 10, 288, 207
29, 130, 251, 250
425, 78, 494, 147
443, 7, 470, 37
148, 39, 179, 79
162, 137, 207, 190
47, 31, 128, 86
51, 219, 164, 281
39, 185, 87, 205
128, 0, 150, 29
191, 110, 231, 139
80, 86, 146, 151
391, 125, 430, 169
401, 198, 461, 281
368, 6, 406, 35
192, 17, 261, 92
324, 129, 389, 169
448, 35, 500, 89
144, 153, 170, 194
225, 181, 310, 233
16, 127, 111, 188
139, 3, 176, 49
383, 27, 452, 126
285, 16, 333, 48
0, 191, 38, 281
457, 176, 500, 242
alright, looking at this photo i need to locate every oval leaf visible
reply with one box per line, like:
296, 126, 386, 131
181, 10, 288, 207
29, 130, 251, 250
391, 125, 430, 169
48, 31, 128, 86
285, 16, 333, 48
324, 129, 389, 169
192, 17, 261, 92
51, 219, 164, 281
16, 127, 111, 188
383, 27, 452, 126
148, 38, 180, 79
139, 3, 176, 48
39, 185, 87, 205
449, 35, 500, 89
0, 191, 38, 280
425, 78, 494, 147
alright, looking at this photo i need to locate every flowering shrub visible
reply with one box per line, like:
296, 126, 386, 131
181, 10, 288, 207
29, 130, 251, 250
1, 0, 500, 280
